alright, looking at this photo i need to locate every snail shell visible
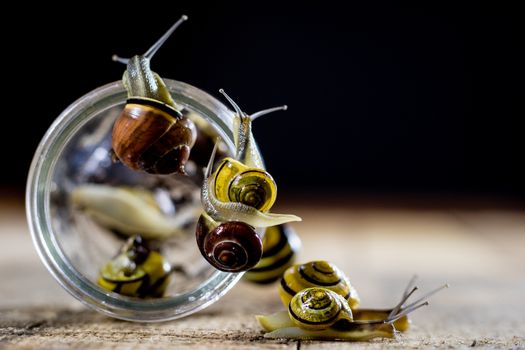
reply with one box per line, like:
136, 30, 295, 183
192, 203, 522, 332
112, 98, 196, 174
279, 261, 360, 309
213, 157, 277, 212
288, 287, 353, 331
195, 214, 263, 272
98, 236, 171, 297
243, 224, 301, 284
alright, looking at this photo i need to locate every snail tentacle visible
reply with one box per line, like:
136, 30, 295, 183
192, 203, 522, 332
250, 105, 288, 121
144, 15, 188, 59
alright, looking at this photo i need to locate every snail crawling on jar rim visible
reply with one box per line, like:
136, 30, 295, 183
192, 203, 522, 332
195, 90, 301, 272
257, 271, 449, 340
111, 15, 197, 175
98, 235, 172, 298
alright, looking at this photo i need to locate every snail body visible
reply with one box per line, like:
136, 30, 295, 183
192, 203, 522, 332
279, 261, 360, 309
71, 184, 199, 239
243, 224, 301, 284
98, 236, 171, 298
111, 15, 197, 174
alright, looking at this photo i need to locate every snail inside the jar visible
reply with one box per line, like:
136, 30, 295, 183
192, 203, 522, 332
98, 236, 172, 298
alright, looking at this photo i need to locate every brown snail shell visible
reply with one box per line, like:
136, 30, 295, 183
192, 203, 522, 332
112, 98, 197, 174
195, 215, 263, 272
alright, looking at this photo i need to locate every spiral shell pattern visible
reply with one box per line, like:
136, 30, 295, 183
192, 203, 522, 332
279, 260, 360, 309
288, 287, 353, 330
213, 157, 277, 212
196, 215, 263, 272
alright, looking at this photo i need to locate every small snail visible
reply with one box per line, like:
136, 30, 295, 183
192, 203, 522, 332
258, 287, 396, 341
195, 212, 262, 272
279, 261, 360, 309
111, 15, 197, 174
257, 281, 447, 341
196, 90, 301, 271
98, 236, 171, 298
201, 117, 301, 227
243, 224, 301, 284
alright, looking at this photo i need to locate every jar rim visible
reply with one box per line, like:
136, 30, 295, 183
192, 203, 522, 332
26, 79, 243, 322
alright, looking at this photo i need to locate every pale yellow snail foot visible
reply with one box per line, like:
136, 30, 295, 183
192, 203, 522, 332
71, 184, 197, 239
262, 324, 397, 341
256, 311, 294, 332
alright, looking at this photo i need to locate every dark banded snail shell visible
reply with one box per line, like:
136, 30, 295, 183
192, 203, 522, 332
279, 260, 360, 309
243, 224, 301, 284
195, 214, 263, 272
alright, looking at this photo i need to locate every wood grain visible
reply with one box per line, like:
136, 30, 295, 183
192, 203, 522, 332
1, 194, 524, 349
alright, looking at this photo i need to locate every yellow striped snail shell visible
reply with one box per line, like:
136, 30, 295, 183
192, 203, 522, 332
279, 260, 360, 309
212, 157, 277, 213
98, 236, 171, 298
288, 287, 353, 331
243, 224, 301, 284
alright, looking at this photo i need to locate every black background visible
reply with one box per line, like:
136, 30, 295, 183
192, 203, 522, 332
4, 2, 522, 199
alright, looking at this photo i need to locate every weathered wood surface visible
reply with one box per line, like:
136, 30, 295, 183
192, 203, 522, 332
1, 194, 524, 349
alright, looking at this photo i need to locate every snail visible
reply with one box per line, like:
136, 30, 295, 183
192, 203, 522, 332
111, 15, 197, 175
258, 287, 395, 341
196, 89, 302, 271
243, 224, 301, 284
200, 106, 301, 228
71, 184, 200, 239
257, 282, 448, 341
98, 236, 172, 298
196, 139, 299, 271
279, 261, 360, 309
195, 212, 262, 272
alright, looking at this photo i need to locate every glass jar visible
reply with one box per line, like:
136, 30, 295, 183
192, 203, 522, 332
26, 79, 245, 322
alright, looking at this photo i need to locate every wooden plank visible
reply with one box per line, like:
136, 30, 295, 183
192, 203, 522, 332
1, 195, 524, 349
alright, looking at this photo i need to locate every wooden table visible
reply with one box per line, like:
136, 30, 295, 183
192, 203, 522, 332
1, 192, 524, 349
